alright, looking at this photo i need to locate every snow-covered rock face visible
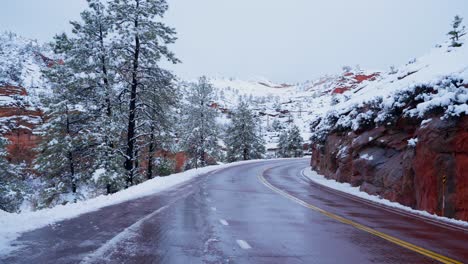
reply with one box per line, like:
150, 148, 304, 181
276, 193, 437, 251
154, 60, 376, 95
308, 38, 468, 222
0, 32, 52, 104
0, 32, 51, 165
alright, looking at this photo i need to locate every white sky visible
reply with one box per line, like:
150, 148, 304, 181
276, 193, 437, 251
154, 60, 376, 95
1, 0, 467, 82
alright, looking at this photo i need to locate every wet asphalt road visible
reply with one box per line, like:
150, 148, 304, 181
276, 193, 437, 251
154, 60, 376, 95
1, 158, 467, 264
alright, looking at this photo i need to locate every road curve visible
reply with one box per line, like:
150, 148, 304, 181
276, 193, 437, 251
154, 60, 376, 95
1, 158, 467, 264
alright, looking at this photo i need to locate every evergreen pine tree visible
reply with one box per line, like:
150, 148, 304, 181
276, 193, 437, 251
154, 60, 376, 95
287, 125, 304, 157
277, 125, 304, 158
0, 137, 24, 213
180, 76, 219, 168
225, 101, 265, 162
277, 129, 289, 157
67, 0, 125, 193
140, 67, 178, 179
448, 15, 466, 47
36, 54, 96, 206
109, 0, 179, 186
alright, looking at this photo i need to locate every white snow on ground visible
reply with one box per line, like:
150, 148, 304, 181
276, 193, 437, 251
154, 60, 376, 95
302, 167, 468, 227
0, 159, 269, 255
359, 153, 374, 161
407, 137, 419, 147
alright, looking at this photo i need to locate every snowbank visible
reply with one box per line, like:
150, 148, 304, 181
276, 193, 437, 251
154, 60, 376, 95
302, 167, 468, 228
0, 160, 267, 255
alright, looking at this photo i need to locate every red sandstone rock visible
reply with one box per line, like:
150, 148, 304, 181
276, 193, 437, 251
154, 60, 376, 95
0, 85, 43, 166
311, 115, 468, 221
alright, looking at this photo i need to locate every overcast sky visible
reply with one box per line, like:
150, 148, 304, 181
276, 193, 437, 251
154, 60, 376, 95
1, 0, 467, 82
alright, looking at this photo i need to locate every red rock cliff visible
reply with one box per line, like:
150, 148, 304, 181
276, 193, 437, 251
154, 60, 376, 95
0, 85, 43, 166
311, 115, 468, 221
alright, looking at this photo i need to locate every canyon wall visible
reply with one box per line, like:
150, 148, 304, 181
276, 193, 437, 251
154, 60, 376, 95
311, 115, 468, 221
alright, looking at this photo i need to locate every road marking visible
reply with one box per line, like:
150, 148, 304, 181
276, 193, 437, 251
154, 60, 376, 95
258, 172, 462, 264
236, 239, 252, 250
80, 190, 194, 264
219, 219, 229, 226
211, 207, 217, 211
299, 168, 468, 233
80, 205, 169, 263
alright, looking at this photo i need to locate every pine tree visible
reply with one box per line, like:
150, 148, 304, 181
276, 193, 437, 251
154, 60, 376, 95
277, 129, 289, 157
67, 0, 125, 193
180, 76, 219, 168
276, 125, 304, 158
287, 125, 304, 157
36, 57, 96, 205
0, 137, 24, 213
225, 101, 265, 162
448, 15, 466, 47
109, 0, 179, 186
140, 67, 178, 179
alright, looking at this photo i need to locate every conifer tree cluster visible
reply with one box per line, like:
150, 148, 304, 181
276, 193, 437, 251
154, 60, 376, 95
34, 0, 179, 205
180, 76, 220, 169
225, 101, 266, 161
277, 125, 304, 158
0, 137, 25, 212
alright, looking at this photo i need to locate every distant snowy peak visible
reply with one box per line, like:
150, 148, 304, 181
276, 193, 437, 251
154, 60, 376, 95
208, 77, 296, 97
206, 69, 383, 107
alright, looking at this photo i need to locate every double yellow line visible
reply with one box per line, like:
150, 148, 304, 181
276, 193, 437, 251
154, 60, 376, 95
257, 172, 462, 264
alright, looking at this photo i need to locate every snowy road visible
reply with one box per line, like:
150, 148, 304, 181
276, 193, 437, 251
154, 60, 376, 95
2, 159, 467, 263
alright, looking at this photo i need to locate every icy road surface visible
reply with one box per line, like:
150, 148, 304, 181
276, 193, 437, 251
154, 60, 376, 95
2, 159, 467, 263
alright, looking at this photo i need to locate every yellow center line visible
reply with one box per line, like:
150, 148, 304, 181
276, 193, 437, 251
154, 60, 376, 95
257, 172, 462, 264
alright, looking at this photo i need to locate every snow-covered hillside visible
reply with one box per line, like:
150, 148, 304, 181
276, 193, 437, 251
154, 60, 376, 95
207, 70, 382, 156
206, 37, 467, 157
0, 31, 51, 104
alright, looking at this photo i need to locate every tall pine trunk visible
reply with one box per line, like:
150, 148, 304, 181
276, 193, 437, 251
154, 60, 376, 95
125, 5, 140, 187
147, 127, 155, 180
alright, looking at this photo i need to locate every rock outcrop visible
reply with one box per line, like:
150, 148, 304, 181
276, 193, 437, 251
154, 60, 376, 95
0, 85, 43, 167
311, 115, 468, 221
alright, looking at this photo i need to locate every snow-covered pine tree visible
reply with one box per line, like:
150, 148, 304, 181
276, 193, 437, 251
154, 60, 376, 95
65, 0, 125, 194
448, 15, 466, 47
109, 0, 179, 186
0, 35, 23, 86
36, 51, 96, 206
140, 67, 178, 179
225, 101, 265, 162
277, 129, 289, 157
180, 76, 219, 169
0, 137, 24, 213
287, 125, 304, 157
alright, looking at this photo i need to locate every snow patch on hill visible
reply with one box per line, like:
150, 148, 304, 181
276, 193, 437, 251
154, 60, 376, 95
0, 31, 52, 105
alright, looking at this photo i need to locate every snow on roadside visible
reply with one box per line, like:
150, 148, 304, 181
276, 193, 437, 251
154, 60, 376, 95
0, 160, 268, 255
302, 167, 468, 227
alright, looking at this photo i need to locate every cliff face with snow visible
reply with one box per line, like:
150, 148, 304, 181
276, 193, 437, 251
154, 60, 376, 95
0, 32, 51, 166
309, 40, 468, 221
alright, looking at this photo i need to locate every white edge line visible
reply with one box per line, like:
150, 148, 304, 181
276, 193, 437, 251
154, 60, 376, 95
300, 168, 468, 232
219, 219, 229, 226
